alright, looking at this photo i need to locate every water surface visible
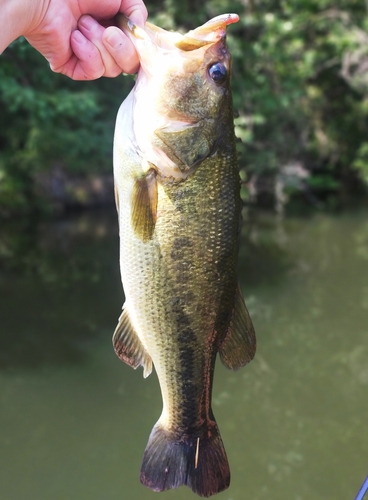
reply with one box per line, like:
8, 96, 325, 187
0, 208, 367, 500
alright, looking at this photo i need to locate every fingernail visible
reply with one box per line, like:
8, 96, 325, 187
129, 11, 145, 28
105, 29, 124, 49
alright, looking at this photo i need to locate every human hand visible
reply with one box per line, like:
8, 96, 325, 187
23, 0, 147, 80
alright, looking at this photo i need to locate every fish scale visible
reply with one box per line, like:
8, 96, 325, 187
112, 13, 256, 497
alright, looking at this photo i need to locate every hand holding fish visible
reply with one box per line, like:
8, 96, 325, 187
0, 0, 147, 79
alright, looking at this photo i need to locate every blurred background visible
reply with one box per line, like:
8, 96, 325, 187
1, 1, 368, 500
1, 0, 368, 215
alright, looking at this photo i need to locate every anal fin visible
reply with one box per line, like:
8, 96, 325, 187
219, 285, 256, 370
131, 168, 158, 242
113, 305, 152, 378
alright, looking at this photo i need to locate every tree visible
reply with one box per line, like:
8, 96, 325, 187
1, 0, 368, 215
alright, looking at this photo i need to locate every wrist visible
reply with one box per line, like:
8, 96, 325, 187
1, 0, 50, 53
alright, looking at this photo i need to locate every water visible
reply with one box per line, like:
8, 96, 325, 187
0, 208, 367, 500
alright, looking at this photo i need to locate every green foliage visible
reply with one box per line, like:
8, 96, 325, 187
139, 0, 368, 203
353, 142, 368, 183
0, 37, 133, 214
1, 0, 368, 215
229, 1, 367, 181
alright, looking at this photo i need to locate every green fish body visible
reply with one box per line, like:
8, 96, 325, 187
113, 14, 256, 497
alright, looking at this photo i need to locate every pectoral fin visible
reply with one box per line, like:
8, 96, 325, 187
219, 285, 256, 370
131, 168, 158, 242
113, 305, 153, 378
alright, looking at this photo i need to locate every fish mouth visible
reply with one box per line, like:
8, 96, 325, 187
115, 14, 237, 180
115, 13, 239, 52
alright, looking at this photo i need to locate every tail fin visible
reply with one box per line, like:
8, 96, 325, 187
140, 422, 230, 497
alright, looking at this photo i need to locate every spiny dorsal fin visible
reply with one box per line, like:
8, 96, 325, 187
113, 305, 153, 378
131, 168, 158, 242
219, 285, 256, 370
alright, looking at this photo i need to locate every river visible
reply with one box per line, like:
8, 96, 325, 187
0, 208, 367, 500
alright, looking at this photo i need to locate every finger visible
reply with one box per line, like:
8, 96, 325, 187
67, 30, 105, 80
78, 15, 123, 77
103, 26, 139, 74
119, 0, 148, 27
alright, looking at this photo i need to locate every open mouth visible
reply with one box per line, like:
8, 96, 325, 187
115, 13, 239, 52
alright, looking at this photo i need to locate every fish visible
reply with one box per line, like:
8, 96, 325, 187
112, 13, 256, 498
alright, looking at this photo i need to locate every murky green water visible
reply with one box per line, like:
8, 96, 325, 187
0, 208, 367, 500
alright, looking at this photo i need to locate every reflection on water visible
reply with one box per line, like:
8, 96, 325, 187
0, 211, 121, 369
1, 208, 367, 500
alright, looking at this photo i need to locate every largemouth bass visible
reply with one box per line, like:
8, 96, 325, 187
113, 13, 256, 497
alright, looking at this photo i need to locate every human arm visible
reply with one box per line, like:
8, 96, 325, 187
0, 0, 147, 80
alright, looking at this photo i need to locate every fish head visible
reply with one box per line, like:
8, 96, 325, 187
117, 14, 239, 180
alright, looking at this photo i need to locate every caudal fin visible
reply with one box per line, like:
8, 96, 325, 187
140, 422, 230, 497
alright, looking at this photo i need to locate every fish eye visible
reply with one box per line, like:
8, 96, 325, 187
208, 62, 227, 84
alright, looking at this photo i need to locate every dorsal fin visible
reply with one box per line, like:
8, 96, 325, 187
113, 305, 153, 378
219, 285, 256, 370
